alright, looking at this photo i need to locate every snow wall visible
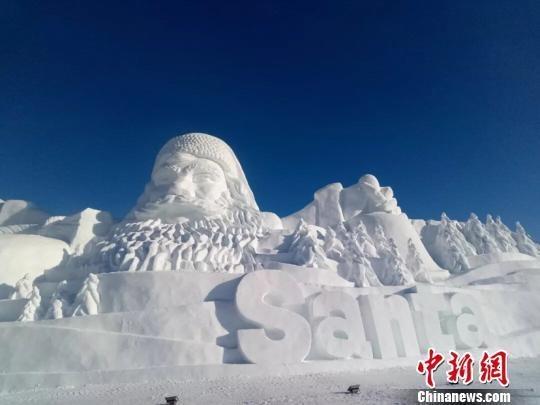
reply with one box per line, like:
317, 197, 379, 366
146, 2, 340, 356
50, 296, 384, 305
1, 266, 539, 392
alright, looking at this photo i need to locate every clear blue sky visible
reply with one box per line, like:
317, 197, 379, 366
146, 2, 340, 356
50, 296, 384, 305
1, 1, 539, 238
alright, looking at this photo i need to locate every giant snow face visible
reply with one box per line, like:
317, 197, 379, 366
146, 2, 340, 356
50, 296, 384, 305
129, 133, 259, 223
137, 152, 232, 221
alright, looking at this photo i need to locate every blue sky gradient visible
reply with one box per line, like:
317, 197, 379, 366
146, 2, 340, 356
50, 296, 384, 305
1, 1, 539, 238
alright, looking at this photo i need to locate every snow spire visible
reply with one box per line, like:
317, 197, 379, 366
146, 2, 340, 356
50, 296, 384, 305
9, 273, 33, 300
17, 286, 41, 322
514, 222, 539, 257
377, 238, 414, 286
338, 222, 382, 287
429, 212, 474, 274
485, 214, 517, 253
72, 273, 101, 316
462, 213, 499, 254
323, 226, 345, 261
406, 238, 432, 283
289, 221, 329, 268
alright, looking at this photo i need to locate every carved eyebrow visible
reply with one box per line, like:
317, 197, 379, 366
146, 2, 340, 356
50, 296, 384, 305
193, 169, 221, 178
192, 162, 223, 176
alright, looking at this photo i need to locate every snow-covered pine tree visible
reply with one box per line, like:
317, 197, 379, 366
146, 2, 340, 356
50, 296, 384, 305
373, 224, 389, 252
44, 280, 69, 320
17, 286, 41, 322
349, 222, 378, 259
323, 227, 345, 261
378, 238, 415, 286
371, 224, 413, 285
289, 219, 329, 268
431, 213, 473, 274
340, 222, 382, 287
72, 273, 101, 316
462, 213, 499, 254
514, 222, 539, 257
485, 214, 517, 253
448, 243, 470, 274
406, 238, 432, 283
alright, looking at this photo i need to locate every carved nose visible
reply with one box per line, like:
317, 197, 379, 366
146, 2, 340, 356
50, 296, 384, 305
172, 175, 196, 199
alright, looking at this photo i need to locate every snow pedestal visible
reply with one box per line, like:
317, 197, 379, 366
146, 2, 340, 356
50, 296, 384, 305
0, 258, 538, 392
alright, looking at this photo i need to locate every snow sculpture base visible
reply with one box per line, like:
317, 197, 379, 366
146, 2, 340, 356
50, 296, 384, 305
0, 263, 539, 392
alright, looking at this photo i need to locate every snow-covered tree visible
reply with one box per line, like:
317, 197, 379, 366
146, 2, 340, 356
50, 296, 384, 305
289, 219, 328, 268
334, 221, 349, 240
337, 223, 382, 287
371, 224, 413, 286
406, 238, 432, 283
462, 213, 499, 254
323, 227, 345, 261
9, 273, 32, 300
514, 222, 539, 257
44, 280, 69, 320
430, 213, 474, 274
17, 286, 41, 322
447, 243, 470, 274
485, 214, 517, 253
72, 273, 100, 316
347, 222, 378, 259
441, 213, 477, 256
378, 238, 415, 286
348, 256, 382, 287
373, 224, 389, 251
242, 242, 260, 272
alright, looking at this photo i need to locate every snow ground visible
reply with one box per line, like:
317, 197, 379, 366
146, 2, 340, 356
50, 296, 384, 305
1, 357, 539, 405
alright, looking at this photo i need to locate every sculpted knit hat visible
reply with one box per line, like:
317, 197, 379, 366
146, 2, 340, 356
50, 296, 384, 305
155, 133, 259, 210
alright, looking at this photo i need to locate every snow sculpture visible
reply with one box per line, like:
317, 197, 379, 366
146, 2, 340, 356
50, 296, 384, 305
288, 219, 328, 268
72, 273, 100, 316
2, 131, 540, 389
44, 280, 69, 320
128, 133, 259, 222
310, 291, 372, 359
348, 222, 378, 259
462, 213, 499, 255
95, 133, 279, 275
372, 226, 414, 286
0, 199, 48, 226
379, 238, 415, 286
429, 213, 475, 274
9, 273, 33, 299
359, 294, 420, 358
99, 211, 265, 273
448, 293, 488, 349
340, 222, 382, 287
406, 238, 432, 283
342, 174, 402, 217
0, 200, 112, 291
485, 215, 517, 253
282, 174, 401, 230
322, 227, 345, 261
17, 286, 41, 322
373, 224, 389, 251
514, 222, 539, 257
236, 270, 312, 364
406, 293, 455, 353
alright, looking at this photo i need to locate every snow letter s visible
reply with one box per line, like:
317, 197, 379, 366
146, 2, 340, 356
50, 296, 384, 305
236, 270, 311, 364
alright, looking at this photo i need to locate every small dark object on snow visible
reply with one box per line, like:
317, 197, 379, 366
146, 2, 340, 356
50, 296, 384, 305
165, 395, 179, 405
347, 384, 360, 394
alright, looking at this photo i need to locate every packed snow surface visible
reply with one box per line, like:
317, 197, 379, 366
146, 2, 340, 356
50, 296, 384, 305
0, 357, 538, 405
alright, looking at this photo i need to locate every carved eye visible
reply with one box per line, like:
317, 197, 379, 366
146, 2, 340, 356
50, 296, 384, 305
195, 173, 216, 182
